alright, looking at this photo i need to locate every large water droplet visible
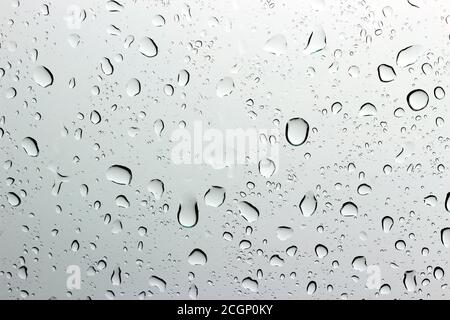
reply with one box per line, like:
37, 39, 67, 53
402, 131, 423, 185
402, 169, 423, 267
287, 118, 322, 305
106, 165, 132, 185
216, 77, 234, 97
177, 198, 199, 228
188, 249, 207, 265
407, 89, 428, 111
126, 78, 141, 96
299, 192, 317, 217
286, 118, 309, 146
238, 201, 259, 223
139, 37, 158, 57
22, 137, 39, 157
396, 45, 423, 67
33, 66, 53, 88
264, 34, 287, 56
304, 26, 326, 55
441, 228, 450, 248
340, 201, 358, 217
377, 64, 396, 82
147, 179, 164, 200
204, 186, 225, 207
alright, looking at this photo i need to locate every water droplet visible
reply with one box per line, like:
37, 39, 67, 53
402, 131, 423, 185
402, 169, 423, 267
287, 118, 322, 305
403, 271, 417, 292
315, 244, 328, 258
177, 198, 199, 228
382, 216, 394, 233
306, 281, 317, 295
258, 158, 276, 178
149, 276, 166, 293
357, 184, 372, 195
276, 226, 293, 241
139, 37, 158, 57
396, 45, 423, 67
286, 118, 309, 146
216, 77, 234, 97
106, 165, 132, 185
100, 57, 114, 75
177, 69, 190, 87
242, 277, 258, 292
359, 102, 377, 117
22, 137, 39, 157
264, 34, 287, 56
147, 179, 164, 200
126, 78, 141, 96
434, 86, 445, 100
238, 201, 259, 223
377, 64, 396, 82
188, 249, 207, 265
299, 192, 317, 217
33, 66, 53, 88
407, 89, 428, 111
441, 228, 450, 248
340, 202, 358, 217
304, 26, 326, 55
204, 186, 225, 207
7, 192, 21, 207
